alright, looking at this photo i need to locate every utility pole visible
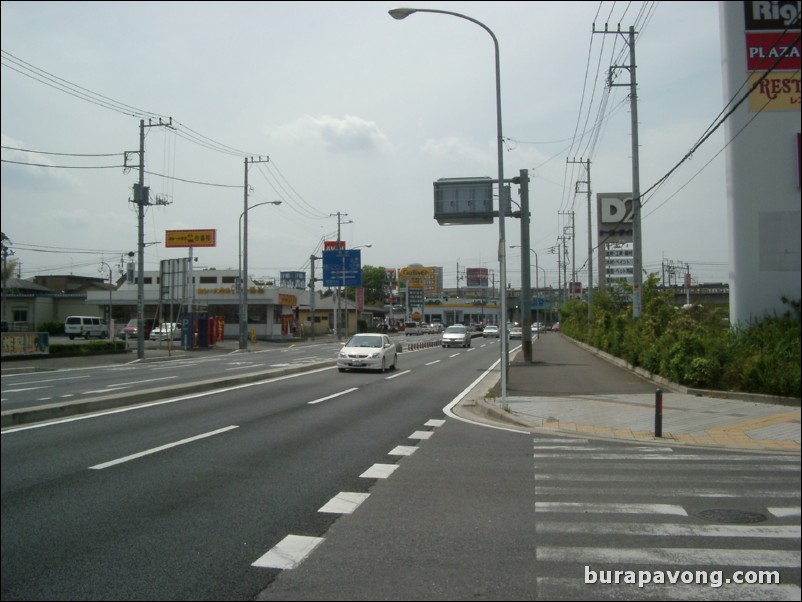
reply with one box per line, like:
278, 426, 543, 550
241, 156, 270, 350
309, 254, 321, 340
595, 23, 642, 319
126, 118, 172, 360
1, 233, 13, 324
569, 157, 593, 320
516, 169, 532, 362
330, 211, 349, 339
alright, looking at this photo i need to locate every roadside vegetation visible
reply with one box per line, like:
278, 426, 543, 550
558, 275, 801, 399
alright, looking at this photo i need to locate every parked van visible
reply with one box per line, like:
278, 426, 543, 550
64, 316, 109, 340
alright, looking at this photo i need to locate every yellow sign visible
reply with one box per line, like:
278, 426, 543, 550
165, 229, 217, 248
748, 73, 801, 112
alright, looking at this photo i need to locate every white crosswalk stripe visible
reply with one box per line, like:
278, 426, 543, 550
531, 437, 801, 600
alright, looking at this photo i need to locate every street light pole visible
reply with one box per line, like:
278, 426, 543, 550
239, 199, 281, 351
389, 6, 508, 405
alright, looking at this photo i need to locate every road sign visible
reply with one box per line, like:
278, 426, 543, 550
322, 249, 362, 287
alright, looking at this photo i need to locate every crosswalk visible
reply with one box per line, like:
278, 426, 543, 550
531, 436, 801, 600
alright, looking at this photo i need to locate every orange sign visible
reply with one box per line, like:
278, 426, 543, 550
165, 229, 217, 248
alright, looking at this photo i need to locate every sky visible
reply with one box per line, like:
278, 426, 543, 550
1, 1, 731, 292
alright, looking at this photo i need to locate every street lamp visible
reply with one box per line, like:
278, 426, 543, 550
239, 200, 282, 350
343, 244, 372, 337
390, 7, 509, 404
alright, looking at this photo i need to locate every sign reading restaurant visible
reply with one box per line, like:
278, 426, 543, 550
165, 229, 217, 248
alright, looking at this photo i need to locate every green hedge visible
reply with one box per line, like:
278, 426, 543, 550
560, 276, 800, 398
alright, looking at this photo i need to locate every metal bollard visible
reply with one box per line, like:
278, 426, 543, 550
654, 389, 663, 438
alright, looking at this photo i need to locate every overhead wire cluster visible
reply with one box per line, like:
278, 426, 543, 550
1, 48, 334, 276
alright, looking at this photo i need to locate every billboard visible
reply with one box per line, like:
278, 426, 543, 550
466, 267, 489, 288
280, 271, 307, 289
165, 229, 217, 248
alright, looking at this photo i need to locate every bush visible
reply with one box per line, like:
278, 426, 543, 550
37, 320, 65, 336
559, 278, 800, 398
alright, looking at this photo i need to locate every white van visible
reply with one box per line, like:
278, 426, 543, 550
64, 316, 109, 340
404, 321, 423, 336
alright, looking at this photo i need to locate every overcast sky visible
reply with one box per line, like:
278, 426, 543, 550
1, 1, 729, 291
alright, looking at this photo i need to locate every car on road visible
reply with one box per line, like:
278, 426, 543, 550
442, 324, 471, 348
338, 333, 398, 372
404, 321, 423, 336
482, 325, 499, 337
149, 322, 182, 341
509, 325, 523, 339
120, 319, 153, 340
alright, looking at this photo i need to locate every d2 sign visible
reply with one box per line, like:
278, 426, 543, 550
598, 193, 634, 225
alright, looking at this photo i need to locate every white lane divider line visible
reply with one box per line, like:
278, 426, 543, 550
389, 445, 418, 456
89, 425, 238, 470
535, 502, 688, 516
360, 463, 399, 479
425, 419, 445, 427
318, 492, 370, 514
385, 369, 411, 379
409, 430, 433, 440
307, 388, 358, 405
252, 535, 325, 569
768, 506, 801, 518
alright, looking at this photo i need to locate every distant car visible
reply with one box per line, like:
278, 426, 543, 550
404, 321, 423, 336
338, 333, 398, 372
120, 319, 153, 340
149, 322, 182, 341
482, 325, 499, 338
509, 325, 523, 339
430, 322, 444, 333
64, 316, 108, 340
442, 325, 471, 348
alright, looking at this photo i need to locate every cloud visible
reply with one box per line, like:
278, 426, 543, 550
420, 136, 492, 165
271, 114, 391, 154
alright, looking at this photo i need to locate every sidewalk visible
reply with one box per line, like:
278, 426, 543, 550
458, 335, 801, 454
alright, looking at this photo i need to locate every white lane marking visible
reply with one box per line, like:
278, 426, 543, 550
107, 376, 178, 388
307, 388, 358, 405
537, 546, 800, 566
536, 521, 801, 538
318, 492, 370, 514
535, 502, 688, 516
2, 366, 337, 434
385, 370, 411, 379
768, 506, 801, 518
449, 353, 460, 358
425, 360, 441, 366
409, 430, 433, 440
388, 445, 418, 456
1, 386, 51, 393
425, 419, 445, 427
360, 464, 399, 479
1, 375, 91, 385
252, 535, 325, 569
89, 425, 238, 469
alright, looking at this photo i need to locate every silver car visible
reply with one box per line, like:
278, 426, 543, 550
441, 325, 471, 348
338, 333, 398, 372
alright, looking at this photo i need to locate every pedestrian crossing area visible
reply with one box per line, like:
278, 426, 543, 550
531, 436, 801, 600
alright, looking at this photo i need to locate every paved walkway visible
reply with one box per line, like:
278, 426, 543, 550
460, 336, 800, 454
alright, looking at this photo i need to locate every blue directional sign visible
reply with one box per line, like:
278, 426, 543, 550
532, 297, 546, 309
322, 249, 363, 287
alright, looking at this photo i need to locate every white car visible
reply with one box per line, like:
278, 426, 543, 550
338, 333, 398, 373
149, 322, 182, 341
442, 325, 471, 348
482, 325, 499, 337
